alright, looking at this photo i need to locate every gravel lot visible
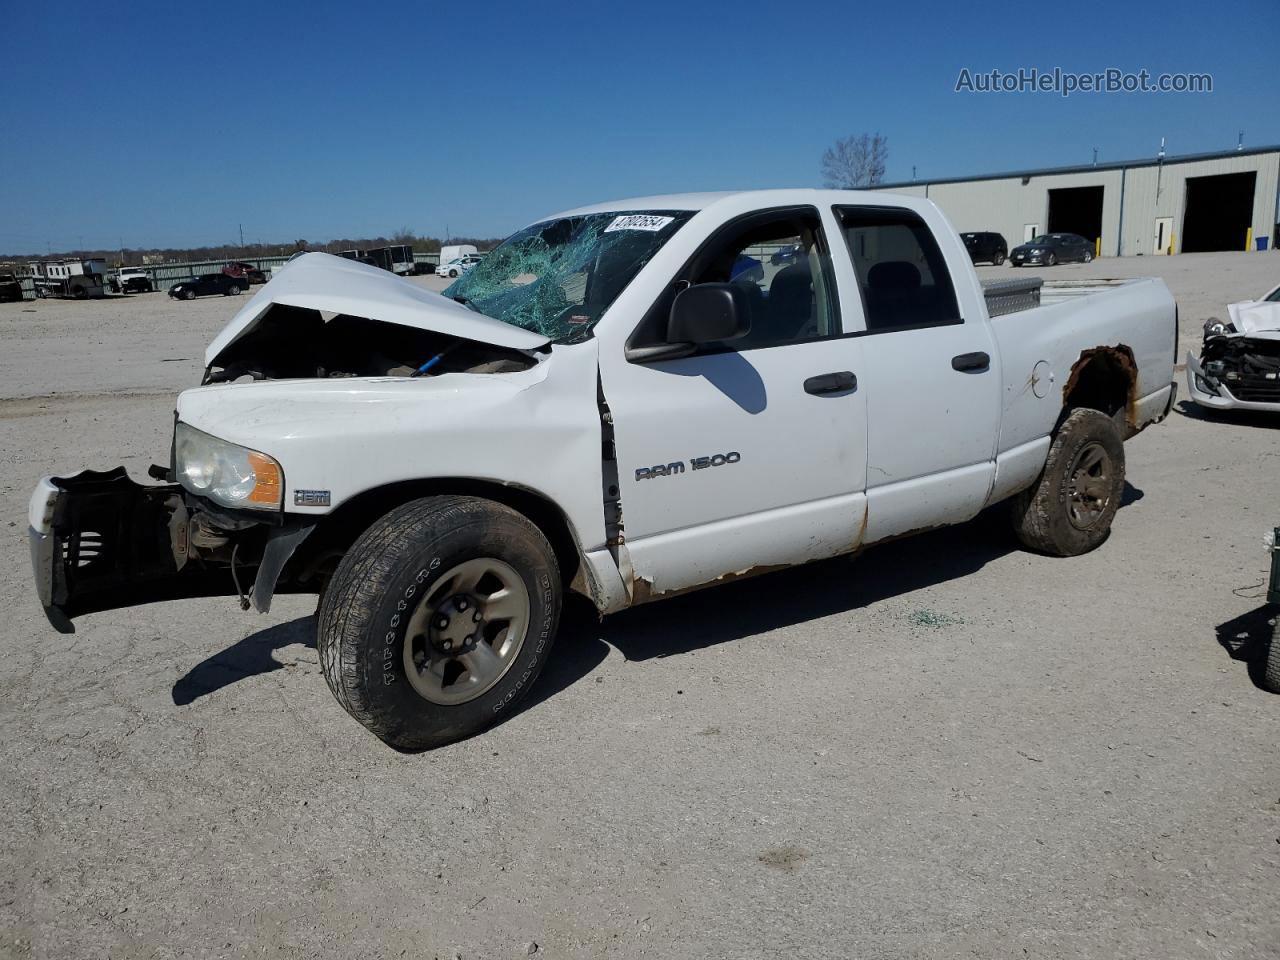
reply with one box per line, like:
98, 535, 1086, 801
1, 253, 1279, 960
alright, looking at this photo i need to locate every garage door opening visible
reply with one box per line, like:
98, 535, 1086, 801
1182, 172, 1256, 252
1047, 186, 1105, 247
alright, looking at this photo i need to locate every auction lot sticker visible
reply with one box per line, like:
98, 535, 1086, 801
604, 214, 675, 232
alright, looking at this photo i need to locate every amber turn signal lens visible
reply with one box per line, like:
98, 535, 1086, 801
246, 451, 283, 507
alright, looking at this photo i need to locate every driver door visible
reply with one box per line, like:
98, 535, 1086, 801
597, 206, 869, 600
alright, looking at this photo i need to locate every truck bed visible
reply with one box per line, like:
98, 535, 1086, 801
982, 276, 1153, 317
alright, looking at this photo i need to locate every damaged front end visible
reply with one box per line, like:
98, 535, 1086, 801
28, 253, 565, 633
29, 468, 314, 634
1187, 299, 1280, 411
1188, 325, 1280, 411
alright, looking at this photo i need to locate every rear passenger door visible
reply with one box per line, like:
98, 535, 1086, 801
831, 205, 1001, 543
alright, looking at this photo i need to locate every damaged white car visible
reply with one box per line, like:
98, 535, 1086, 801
1187, 282, 1280, 410
29, 190, 1178, 748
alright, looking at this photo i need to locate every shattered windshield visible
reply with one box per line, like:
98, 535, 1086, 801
444, 210, 693, 343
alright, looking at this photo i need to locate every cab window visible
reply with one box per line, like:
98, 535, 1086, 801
834, 206, 961, 332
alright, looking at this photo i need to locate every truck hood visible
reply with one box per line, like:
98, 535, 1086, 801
1227, 299, 1280, 339
203, 252, 549, 366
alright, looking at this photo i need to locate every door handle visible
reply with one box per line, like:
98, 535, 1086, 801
804, 371, 857, 395
951, 351, 990, 372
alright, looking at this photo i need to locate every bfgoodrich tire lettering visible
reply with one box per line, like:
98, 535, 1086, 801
1010, 408, 1126, 557
318, 495, 561, 749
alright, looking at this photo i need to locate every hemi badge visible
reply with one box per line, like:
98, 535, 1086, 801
294, 489, 331, 507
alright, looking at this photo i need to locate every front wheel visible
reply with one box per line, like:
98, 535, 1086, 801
318, 496, 561, 749
1010, 408, 1125, 556
183, 290, 195, 300
1259, 613, 1280, 693
448, 269, 459, 278
1046, 252, 1057, 266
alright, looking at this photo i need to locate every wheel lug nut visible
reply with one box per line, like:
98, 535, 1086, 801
436, 616, 449, 629
443, 639, 453, 651
457, 598, 469, 610
465, 635, 475, 644
472, 612, 482, 622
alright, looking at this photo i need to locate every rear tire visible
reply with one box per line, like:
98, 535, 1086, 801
993, 252, 1005, 265
318, 496, 561, 749
1010, 408, 1125, 556
1083, 250, 1094, 263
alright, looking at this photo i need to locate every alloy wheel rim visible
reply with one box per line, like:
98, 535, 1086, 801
403, 558, 530, 705
1066, 441, 1112, 530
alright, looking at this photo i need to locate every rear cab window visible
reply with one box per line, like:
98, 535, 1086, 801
833, 206, 961, 333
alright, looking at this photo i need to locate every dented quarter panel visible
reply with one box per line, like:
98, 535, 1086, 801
988, 276, 1176, 455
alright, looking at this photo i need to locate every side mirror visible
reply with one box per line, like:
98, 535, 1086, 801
668, 282, 751, 344
624, 282, 753, 363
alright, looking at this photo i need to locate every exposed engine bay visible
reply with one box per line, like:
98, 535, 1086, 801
203, 304, 540, 384
1193, 301, 1280, 405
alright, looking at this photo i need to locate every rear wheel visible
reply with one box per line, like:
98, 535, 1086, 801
318, 496, 561, 749
1083, 250, 1094, 263
1010, 408, 1125, 556
993, 252, 1005, 265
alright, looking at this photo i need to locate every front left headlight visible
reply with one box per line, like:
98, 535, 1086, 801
174, 423, 283, 511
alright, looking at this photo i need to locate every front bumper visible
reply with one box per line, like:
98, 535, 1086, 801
28, 468, 314, 633
1185, 352, 1280, 412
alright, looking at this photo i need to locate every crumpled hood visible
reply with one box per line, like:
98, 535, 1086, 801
203, 252, 549, 366
1227, 299, 1280, 338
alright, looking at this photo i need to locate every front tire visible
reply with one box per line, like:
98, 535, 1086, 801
183, 290, 195, 300
449, 269, 458, 278
1010, 408, 1125, 556
318, 496, 561, 749
1046, 252, 1057, 266
1260, 613, 1280, 693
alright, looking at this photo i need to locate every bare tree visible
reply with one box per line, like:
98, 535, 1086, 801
821, 132, 889, 188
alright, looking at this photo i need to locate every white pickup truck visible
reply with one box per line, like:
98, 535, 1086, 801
29, 190, 1178, 748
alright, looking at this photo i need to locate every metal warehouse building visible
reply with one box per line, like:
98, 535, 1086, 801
875, 145, 1280, 257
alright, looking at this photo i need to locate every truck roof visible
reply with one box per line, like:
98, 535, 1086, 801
543, 188, 928, 222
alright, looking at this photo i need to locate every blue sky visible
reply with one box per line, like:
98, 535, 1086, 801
1, 0, 1276, 252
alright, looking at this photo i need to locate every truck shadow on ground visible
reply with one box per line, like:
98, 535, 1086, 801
172, 615, 316, 705
173, 482, 1145, 711
1215, 604, 1279, 693
528, 482, 1145, 711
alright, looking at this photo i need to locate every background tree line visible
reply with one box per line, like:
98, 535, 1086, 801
0, 228, 504, 267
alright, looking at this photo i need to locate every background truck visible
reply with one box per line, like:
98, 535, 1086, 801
29, 258, 107, 299
437, 243, 478, 267
29, 189, 1177, 749
364, 244, 415, 276
108, 267, 153, 293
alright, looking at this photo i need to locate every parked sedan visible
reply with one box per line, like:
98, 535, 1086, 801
769, 243, 803, 266
961, 231, 1008, 265
168, 274, 247, 300
1009, 233, 1094, 267
435, 255, 483, 278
